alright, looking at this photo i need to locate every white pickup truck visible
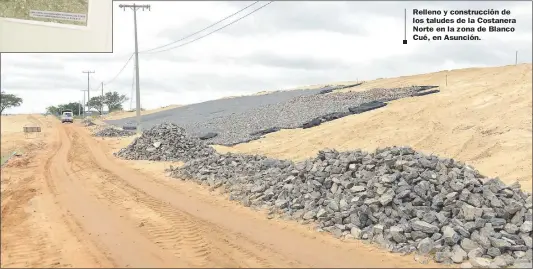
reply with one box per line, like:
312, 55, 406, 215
61, 110, 74, 123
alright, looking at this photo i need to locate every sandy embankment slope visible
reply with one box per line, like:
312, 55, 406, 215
216, 64, 533, 192
102, 104, 182, 121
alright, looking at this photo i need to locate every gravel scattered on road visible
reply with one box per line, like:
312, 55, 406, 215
93, 127, 135, 137
167, 146, 533, 267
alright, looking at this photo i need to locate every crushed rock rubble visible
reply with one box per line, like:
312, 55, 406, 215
93, 127, 135, 137
114, 123, 215, 161
164, 145, 532, 267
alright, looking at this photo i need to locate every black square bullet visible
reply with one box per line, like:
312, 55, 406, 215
403, 40, 407, 44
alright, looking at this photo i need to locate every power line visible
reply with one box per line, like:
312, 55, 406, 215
89, 74, 101, 91
103, 53, 134, 86
98, 1, 272, 94
139, 1, 260, 54
145, 1, 273, 54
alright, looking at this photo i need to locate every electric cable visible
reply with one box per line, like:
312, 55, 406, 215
145, 1, 273, 54
139, 1, 260, 54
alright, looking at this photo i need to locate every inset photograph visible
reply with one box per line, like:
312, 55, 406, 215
0, 0, 112, 52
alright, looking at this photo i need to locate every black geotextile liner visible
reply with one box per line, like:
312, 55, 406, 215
199, 132, 218, 140
319, 88, 334, 94
123, 125, 137, 130
302, 118, 322, 129
338, 82, 363, 89
348, 101, 387, 114
250, 127, 281, 136
414, 85, 439, 92
412, 89, 440, 97
301, 104, 384, 129
317, 83, 363, 95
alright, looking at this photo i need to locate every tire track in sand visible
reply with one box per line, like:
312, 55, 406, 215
2, 116, 109, 268
63, 125, 300, 268
47, 124, 189, 267
44, 122, 437, 268
1, 175, 63, 268
63, 124, 436, 268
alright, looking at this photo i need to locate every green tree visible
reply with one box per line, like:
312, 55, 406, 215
103, 91, 129, 112
49, 102, 83, 116
46, 105, 60, 115
87, 96, 105, 114
61, 102, 83, 116
0, 91, 23, 113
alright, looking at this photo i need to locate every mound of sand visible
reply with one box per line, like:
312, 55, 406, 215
102, 104, 182, 121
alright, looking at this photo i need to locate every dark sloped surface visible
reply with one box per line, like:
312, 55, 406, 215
348, 101, 387, 114
107, 86, 437, 146
412, 90, 440, 97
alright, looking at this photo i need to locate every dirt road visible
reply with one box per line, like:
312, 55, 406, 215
1, 118, 437, 268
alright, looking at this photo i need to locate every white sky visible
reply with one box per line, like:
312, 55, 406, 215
1, 0, 532, 114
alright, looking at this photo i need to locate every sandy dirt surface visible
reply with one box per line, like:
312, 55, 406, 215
1, 116, 442, 268
1, 115, 110, 268
215, 64, 533, 193
102, 105, 182, 121
0, 114, 51, 160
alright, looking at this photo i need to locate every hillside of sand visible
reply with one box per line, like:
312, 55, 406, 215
215, 63, 533, 192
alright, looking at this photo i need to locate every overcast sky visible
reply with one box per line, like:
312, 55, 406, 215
1, 0, 531, 114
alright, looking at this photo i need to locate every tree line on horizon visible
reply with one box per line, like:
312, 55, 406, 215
46, 91, 129, 116
0, 90, 129, 116
0, 91, 23, 114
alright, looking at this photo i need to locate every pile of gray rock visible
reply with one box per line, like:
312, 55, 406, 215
114, 123, 215, 161
168, 146, 532, 268
93, 127, 135, 137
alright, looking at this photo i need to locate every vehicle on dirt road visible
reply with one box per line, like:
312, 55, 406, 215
61, 110, 74, 123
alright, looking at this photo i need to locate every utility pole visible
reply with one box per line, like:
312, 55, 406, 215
81, 89, 88, 118
101, 82, 104, 115
82, 70, 95, 113
515, 51, 518, 65
120, 3, 150, 134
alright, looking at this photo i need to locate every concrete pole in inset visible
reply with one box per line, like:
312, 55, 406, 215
119, 3, 150, 134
